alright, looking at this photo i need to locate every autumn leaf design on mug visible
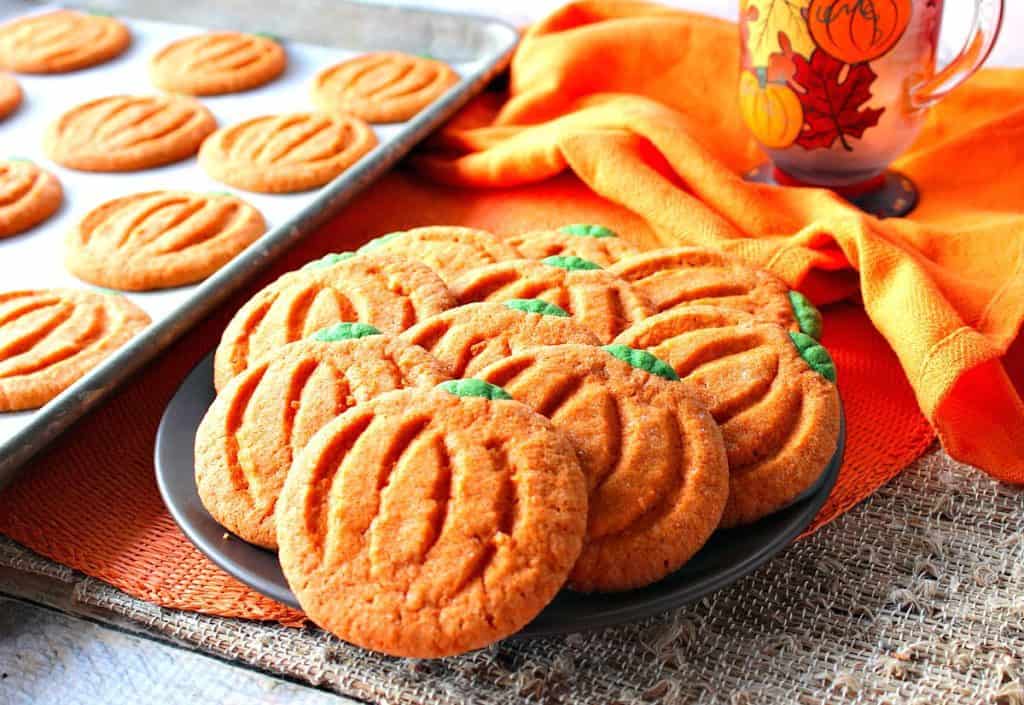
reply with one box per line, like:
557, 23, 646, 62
790, 52, 885, 151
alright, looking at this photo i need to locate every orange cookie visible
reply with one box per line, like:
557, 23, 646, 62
0, 289, 150, 411
401, 299, 600, 377
199, 112, 377, 193
508, 224, 640, 267
450, 256, 654, 343
0, 160, 62, 238
357, 226, 517, 283
214, 253, 454, 390
276, 383, 587, 657
45, 94, 217, 172
196, 325, 450, 549
149, 31, 286, 96
311, 51, 459, 123
609, 247, 823, 339
65, 191, 266, 291
614, 306, 841, 527
0, 73, 21, 118
0, 10, 130, 74
476, 344, 729, 592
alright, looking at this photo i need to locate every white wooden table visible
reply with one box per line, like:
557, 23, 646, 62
2, 2, 1021, 703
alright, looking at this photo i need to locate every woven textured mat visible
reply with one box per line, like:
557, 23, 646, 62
4, 446, 1022, 705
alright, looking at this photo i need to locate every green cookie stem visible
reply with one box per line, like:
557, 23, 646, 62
789, 332, 837, 382
504, 299, 570, 317
560, 224, 617, 239
437, 379, 513, 400
311, 322, 381, 341
302, 252, 355, 270
543, 255, 602, 271
358, 231, 405, 252
602, 345, 679, 381
788, 290, 823, 340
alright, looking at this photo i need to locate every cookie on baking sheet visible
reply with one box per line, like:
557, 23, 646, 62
508, 224, 640, 268
401, 300, 600, 377
0, 10, 130, 74
610, 247, 823, 339
358, 226, 517, 283
199, 112, 377, 193
196, 326, 450, 549
276, 384, 587, 657
0, 289, 150, 411
65, 191, 266, 291
0, 73, 21, 118
214, 253, 454, 390
149, 31, 286, 95
311, 51, 459, 124
45, 94, 217, 172
476, 344, 729, 592
613, 305, 840, 527
450, 257, 654, 344
0, 160, 62, 238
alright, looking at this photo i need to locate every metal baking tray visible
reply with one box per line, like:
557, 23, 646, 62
0, 0, 517, 489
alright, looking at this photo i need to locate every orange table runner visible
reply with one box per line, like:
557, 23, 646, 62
0, 1, 1021, 622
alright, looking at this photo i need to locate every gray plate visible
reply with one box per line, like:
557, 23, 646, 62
155, 353, 845, 636
0, 0, 517, 491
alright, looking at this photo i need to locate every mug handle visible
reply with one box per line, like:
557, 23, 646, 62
910, 0, 1004, 108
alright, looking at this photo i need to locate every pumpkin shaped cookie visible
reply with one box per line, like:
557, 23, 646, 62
199, 112, 377, 193
609, 247, 822, 339
401, 300, 600, 377
0, 160, 62, 238
508, 224, 639, 267
614, 305, 841, 527
0, 10, 130, 73
358, 226, 516, 283
45, 94, 217, 172
276, 386, 587, 657
0, 289, 149, 411
65, 191, 265, 290
196, 328, 450, 549
0, 73, 21, 119
476, 344, 729, 592
213, 253, 453, 390
311, 52, 459, 123
450, 257, 653, 343
150, 31, 286, 95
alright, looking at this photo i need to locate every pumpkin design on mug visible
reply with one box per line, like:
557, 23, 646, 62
738, 69, 804, 149
807, 0, 914, 65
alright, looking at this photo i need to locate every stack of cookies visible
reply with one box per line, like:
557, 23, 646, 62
0, 8, 460, 413
195, 223, 842, 657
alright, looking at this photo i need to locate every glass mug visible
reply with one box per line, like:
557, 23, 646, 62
738, 0, 1004, 189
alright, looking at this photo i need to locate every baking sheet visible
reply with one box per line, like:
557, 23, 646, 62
0, 0, 517, 486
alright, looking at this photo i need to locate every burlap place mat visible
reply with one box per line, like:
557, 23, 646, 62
3, 446, 1021, 705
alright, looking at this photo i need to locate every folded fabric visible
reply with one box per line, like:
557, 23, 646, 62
417, 0, 1024, 482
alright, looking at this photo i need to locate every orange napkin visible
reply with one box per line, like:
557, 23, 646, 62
416, 0, 1024, 482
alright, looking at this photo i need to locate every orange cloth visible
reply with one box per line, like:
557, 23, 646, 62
417, 1, 1024, 482
0, 1, 1018, 622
